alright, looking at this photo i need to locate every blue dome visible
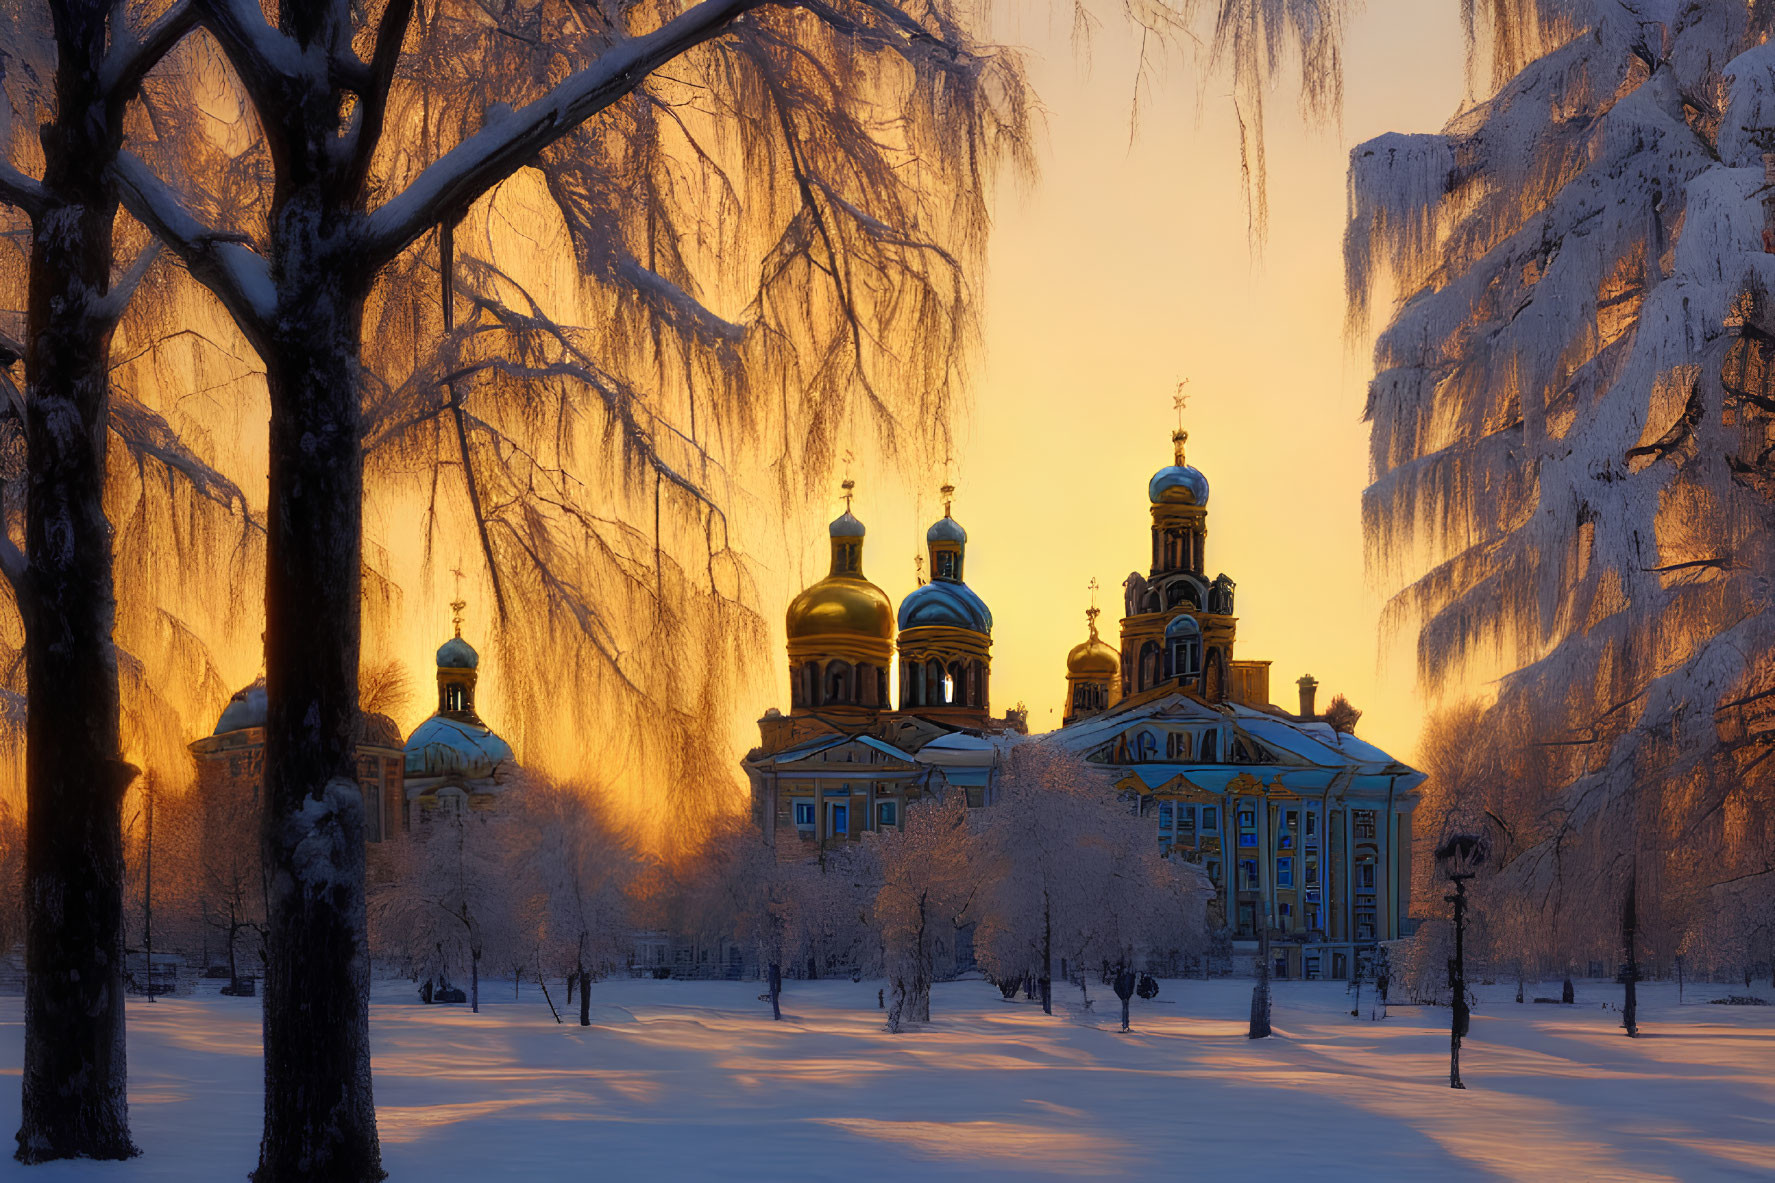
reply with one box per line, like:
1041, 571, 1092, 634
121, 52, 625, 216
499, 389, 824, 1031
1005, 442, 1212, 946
214, 680, 267, 734
829, 511, 866, 537
1149, 465, 1210, 506
437, 636, 479, 669
404, 714, 513, 779
898, 580, 992, 634
926, 516, 966, 544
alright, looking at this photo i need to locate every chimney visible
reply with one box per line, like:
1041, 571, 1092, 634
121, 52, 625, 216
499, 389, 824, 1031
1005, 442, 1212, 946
1297, 674, 1319, 720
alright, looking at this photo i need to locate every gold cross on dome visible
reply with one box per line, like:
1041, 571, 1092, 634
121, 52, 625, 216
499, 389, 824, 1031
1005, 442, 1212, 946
449, 565, 468, 638
840, 451, 855, 512
1174, 379, 1190, 429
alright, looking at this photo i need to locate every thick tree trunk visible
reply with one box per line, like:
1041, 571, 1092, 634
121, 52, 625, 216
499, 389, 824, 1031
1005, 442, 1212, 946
253, 213, 380, 1180
15, 4, 136, 1162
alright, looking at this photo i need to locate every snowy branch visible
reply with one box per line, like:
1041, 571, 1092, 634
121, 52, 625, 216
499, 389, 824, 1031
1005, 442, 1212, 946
99, 1, 199, 108
342, 0, 416, 198
93, 242, 163, 326
361, 0, 773, 268
0, 163, 49, 219
189, 0, 303, 115
612, 255, 745, 344
109, 393, 258, 525
112, 153, 274, 346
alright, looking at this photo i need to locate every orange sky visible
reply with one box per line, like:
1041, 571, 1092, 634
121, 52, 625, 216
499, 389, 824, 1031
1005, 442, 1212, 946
760, 2, 1471, 764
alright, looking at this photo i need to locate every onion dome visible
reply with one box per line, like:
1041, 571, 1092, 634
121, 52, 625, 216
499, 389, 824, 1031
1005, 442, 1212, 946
926, 516, 967, 545
899, 494, 991, 634
1067, 612, 1119, 678
214, 679, 267, 735
1149, 428, 1210, 506
406, 619, 514, 780
899, 581, 992, 632
404, 714, 513, 779
437, 635, 479, 669
785, 498, 894, 662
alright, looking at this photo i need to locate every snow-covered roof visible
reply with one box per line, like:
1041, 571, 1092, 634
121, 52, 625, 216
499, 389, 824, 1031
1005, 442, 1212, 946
770, 733, 919, 766
1032, 692, 1423, 798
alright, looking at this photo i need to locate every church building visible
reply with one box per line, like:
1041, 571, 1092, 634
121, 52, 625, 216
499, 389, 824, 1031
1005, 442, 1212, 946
746, 482, 1019, 862
745, 412, 1424, 982
1034, 420, 1424, 980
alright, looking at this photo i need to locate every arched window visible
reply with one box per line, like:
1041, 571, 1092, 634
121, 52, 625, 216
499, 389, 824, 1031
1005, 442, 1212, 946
445, 684, 465, 712
825, 661, 852, 705
1164, 615, 1202, 681
1138, 641, 1162, 690
942, 669, 955, 704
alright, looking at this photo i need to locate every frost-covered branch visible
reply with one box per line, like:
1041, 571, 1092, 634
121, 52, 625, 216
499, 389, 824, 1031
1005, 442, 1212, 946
0, 164, 49, 219
361, 0, 775, 267
93, 242, 163, 326
98, 1, 198, 108
342, 0, 417, 197
112, 152, 273, 345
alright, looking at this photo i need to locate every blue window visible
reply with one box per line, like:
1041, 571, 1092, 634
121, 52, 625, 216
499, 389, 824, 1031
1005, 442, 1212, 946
1200, 807, 1219, 832
1158, 802, 1174, 830
793, 801, 814, 827
830, 804, 848, 836
876, 800, 897, 827
1277, 857, 1294, 887
1239, 833, 1258, 847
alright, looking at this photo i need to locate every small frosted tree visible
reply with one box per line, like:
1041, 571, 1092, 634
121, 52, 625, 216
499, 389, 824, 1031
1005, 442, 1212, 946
508, 777, 639, 1026
866, 792, 977, 1032
368, 800, 524, 1014
973, 748, 1208, 1017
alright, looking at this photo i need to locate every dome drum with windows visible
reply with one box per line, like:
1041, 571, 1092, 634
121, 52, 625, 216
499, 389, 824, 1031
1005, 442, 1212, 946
786, 484, 895, 713
898, 486, 992, 723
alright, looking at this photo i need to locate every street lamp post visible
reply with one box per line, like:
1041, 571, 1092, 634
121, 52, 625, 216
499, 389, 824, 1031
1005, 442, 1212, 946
1445, 870, 1473, 1087
1436, 833, 1487, 1091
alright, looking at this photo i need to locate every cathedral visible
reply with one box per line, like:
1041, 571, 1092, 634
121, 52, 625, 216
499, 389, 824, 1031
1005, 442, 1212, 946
190, 609, 517, 852
747, 419, 1424, 981
745, 482, 1020, 859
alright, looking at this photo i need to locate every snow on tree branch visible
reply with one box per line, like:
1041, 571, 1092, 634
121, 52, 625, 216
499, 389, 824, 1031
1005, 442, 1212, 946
0, 163, 49, 219
97, 1, 199, 109
361, 0, 774, 269
112, 152, 274, 345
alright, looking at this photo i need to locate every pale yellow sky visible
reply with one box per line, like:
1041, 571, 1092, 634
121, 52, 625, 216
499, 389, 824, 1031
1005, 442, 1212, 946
768, 2, 1471, 763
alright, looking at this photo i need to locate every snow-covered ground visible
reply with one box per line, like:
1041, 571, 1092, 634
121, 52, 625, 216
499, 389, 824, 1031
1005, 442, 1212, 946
1, 976, 1772, 1180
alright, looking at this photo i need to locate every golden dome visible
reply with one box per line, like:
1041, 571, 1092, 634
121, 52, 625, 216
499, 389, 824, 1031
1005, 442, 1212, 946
785, 499, 893, 664
787, 577, 894, 645
1067, 607, 1119, 678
